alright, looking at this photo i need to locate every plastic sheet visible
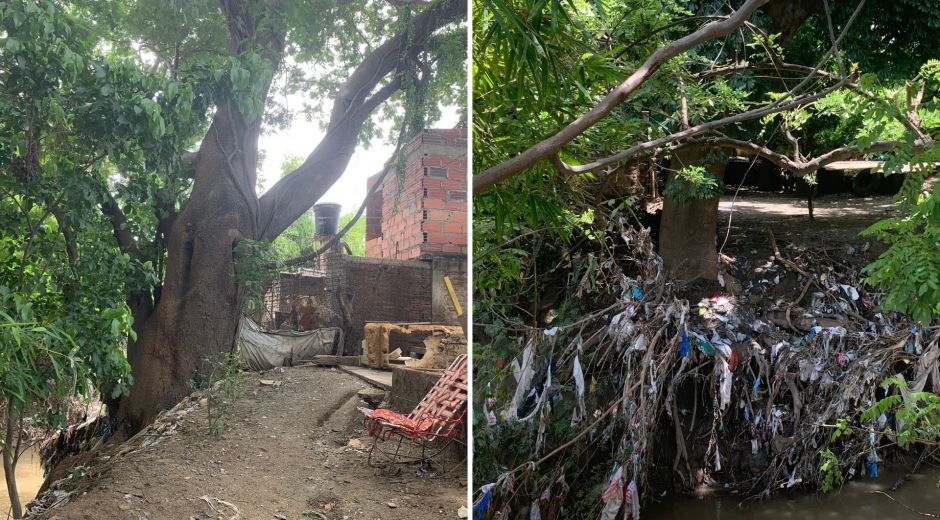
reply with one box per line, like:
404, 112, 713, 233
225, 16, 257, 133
679, 329, 690, 358
473, 484, 495, 520
238, 317, 341, 371
572, 353, 586, 425
508, 341, 536, 421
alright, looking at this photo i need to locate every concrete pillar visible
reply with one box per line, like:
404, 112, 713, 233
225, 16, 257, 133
658, 147, 726, 282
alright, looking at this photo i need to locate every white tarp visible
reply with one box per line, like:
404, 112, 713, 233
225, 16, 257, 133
238, 317, 343, 371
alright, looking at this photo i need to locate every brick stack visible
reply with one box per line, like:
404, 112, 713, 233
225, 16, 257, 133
365, 128, 468, 260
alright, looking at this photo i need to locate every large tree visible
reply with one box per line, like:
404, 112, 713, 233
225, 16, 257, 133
115, 0, 464, 432
1, 0, 466, 441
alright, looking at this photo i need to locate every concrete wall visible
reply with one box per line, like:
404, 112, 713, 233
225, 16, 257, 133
430, 253, 468, 330
268, 215, 468, 355
390, 366, 442, 413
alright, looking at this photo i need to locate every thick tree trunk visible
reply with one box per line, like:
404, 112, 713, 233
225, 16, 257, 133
117, 106, 259, 434
111, 0, 463, 436
659, 147, 725, 281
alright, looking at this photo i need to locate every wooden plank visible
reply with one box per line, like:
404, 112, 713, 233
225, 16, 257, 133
444, 275, 463, 317
309, 355, 361, 366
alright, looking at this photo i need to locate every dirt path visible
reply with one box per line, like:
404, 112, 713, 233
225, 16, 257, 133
32, 367, 467, 520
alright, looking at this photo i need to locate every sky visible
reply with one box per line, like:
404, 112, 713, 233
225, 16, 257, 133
257, 104, 461, 215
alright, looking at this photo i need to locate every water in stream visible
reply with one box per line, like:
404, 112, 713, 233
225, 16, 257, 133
1, 447, 44, 518
647, 467, 940, 519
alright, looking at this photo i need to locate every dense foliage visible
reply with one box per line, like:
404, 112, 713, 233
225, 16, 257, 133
0, 0, 200, 419
472, 0, 940, 512
473, 0, 940, 328
2, 0, 464, 514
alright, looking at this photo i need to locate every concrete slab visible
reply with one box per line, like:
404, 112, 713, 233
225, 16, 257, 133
390, 366, 442, 413
339, 366, 393, 390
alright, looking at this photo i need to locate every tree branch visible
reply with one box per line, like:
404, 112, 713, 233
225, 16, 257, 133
698, 61, 930, 142
101, 191, 140, 257
472, 0, 771, 194
551, 78, 851, 175
256, 0, 463, 241
277, 117, 412, 269
50, 205, 77, 266
689, 133, 928, 176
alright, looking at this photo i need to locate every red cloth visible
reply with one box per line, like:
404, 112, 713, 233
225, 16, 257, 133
728, 349, 740, 372
372, 409, 435, 433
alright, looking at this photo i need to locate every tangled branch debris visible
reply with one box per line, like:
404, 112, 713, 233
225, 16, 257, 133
474, 222, 937, 519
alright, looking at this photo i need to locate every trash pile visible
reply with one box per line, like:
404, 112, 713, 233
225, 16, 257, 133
473, 220, 937, 519
28, 380, 220, 518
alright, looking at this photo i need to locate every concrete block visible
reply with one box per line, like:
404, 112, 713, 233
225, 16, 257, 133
390, 366, 442, 413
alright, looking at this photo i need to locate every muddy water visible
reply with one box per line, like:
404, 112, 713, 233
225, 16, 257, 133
647, 467, 940, 519
0, 447, 44, 516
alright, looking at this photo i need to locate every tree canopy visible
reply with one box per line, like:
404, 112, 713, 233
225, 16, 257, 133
473, 0, 940, 323
1, 0, 464, 512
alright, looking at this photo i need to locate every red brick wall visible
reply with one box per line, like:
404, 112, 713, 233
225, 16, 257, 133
365, 166, 424, 259
365, 128, 467, 260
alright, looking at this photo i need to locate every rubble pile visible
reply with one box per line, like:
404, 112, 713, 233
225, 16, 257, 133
474, 221, 937, 519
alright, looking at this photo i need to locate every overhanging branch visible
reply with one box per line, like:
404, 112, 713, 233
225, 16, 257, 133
472, 0, 771, 194
689, 134, 929, 176
551, 78, 851, 175
257, 0, 463, 241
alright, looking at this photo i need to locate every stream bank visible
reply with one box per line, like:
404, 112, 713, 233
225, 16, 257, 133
473, 192, 939, 518
24, 366, 466, 519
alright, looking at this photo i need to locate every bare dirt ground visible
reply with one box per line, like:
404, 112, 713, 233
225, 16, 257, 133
677, 190, 897, 326
717, 190, 896, 255
30, 367, 467, 520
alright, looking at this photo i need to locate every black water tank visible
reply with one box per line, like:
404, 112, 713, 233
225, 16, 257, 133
313, 203, 342, 235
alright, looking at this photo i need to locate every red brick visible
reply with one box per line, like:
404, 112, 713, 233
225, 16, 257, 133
365, 127, 467, 260
443, 232, 467, 245
428, 209, 450, 221
425, 232, 447, 243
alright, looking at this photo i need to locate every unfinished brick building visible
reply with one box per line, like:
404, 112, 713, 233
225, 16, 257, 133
255, 127, 468, 358
365, 128, 467, 260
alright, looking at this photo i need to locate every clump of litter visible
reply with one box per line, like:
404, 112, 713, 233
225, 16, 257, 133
473, 221, 934, 519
